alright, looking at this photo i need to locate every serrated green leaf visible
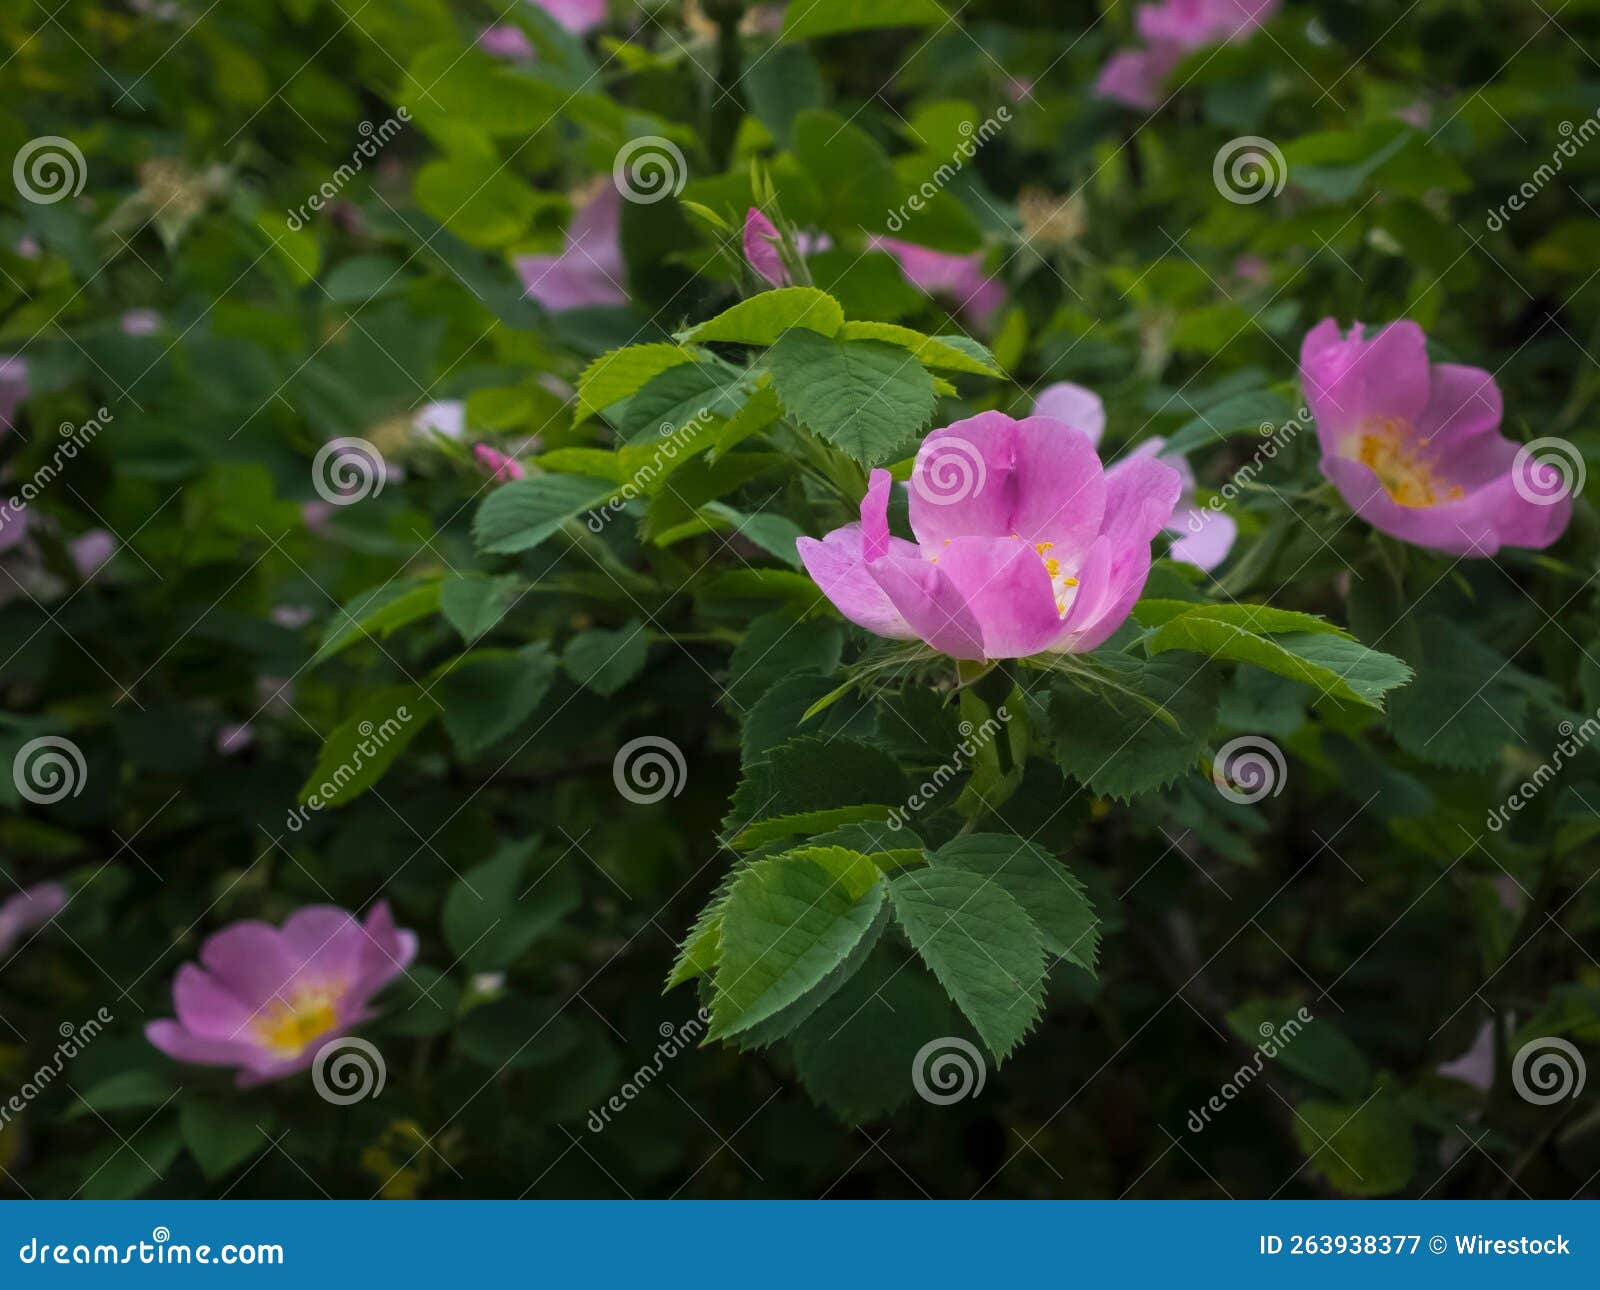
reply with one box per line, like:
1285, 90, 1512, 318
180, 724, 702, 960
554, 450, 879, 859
439, 574, 518, 644
473, 474, 617, 554
314, 577, 442, 665
681, 287, 843, 345
298, 686, 437, 807
888, 866, 1046, 1060
563, 621, 648, 696
709, 856, 885, 1040
442, 837, 578, 972
930, 833, 1099, 971
576, 343, 697, 424
180, 1101, 272, 1182
836, 321, 1002, 376
436, 644, 558, 757
1225, 1000, 1373, 1098
617, 361, 748, 444
766, 331, 937, 465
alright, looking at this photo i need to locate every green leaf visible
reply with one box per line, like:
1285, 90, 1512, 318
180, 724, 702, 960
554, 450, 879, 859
617, 361, 748, 444
1147, 617, 1411, 711
80, 1126, 182, 1200
1162, 388, 1295, 457
836, 322, 1003, 376
436, 644, 558, 757
680, 287, 843, 345
473, 474, 617, 555
666, 868, 740, 990
68, 1070, 175, 1117
258, 211, 318, 285
1389, 619, 1527, 769
439, 574, 518, 644
725, 735, 907, 846
180, 1101, 272, 1182
457, 997, 582, 1070
415, 158, 545, 246
442, 837, 579, 972
709, 855, 885, 1040
298, 686, 436, 807
888, 866, 1046, 1060
930, 834, 1099, 972
709, 381, 784, 460
766, 331, 937, 465
314, 577, 442, 665
1225, 1000, 1373, 1098
726, 612, 843, 709
789, 945, 963, 1123
1133, 601, 1342, 635
1047, 653, 1219, 800
1293, 1095, 1414, 1197
576, 343, 697, 424
563, 621, 649, 697
783, 0, 948, 42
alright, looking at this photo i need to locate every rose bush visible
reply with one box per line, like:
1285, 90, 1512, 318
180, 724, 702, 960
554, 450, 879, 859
0, 0, 1596, 1200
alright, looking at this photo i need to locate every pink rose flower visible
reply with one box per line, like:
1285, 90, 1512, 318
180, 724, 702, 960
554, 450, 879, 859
1033, 381, 1236, 572
516, 185, 628, 311
535, 0, 606, 34
1301, 319, 1571, 557
741, 208, 830, 286
70, 529, 115, 579
120, 309, 161, 336
474, 443, 526, 482
797, 411, 1182, 660
478, 24, 535, 59
146, 903, 417, 1087
0, 883, 68, 959
216, 723, 255, 755
1093, 46, 1183, 109
872, 237, 1004, 328
1096, 0, 1279, 110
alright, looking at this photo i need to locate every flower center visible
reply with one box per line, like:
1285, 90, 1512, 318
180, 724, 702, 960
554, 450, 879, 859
1034, 541, 1081, 616
252, 983, 341, 1057
1352, 418, 1463, 508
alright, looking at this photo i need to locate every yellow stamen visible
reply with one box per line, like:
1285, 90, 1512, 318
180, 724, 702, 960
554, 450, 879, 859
252, 985, 340, 1058
1351, 417, 1456, 508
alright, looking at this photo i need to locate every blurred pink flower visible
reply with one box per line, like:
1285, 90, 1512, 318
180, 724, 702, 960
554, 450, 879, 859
1097, 0, 1279, 110
0, 355, 27, 435
742, 208, 831, 286
1437, 1019, 1495, 1093
121, 308, 161, 336
413, 399, 465, 440
797, 411, 1182, 660
534, 0, 606, 34
516, 185, 628, 311
0, 883, 67, 959
1395, 100, 1432, 130
0, 499, 28, 553
70, 529, 115, 579
1233, 253, 1270, 285
1301, 318, 1571, 556
475, 443, 527, 482
1033, 381, 1236, 572
16, 236, 41, 260
872, 237, 1004, 327
216, 723, 255, 755
146, 903, 416, 1087
478, 24, 535, 59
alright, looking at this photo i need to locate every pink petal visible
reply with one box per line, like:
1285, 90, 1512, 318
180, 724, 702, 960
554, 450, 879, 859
146, 1019, 265, 1070
931, 536, 1068, 659
873, 238, 1003, 326
908, 412, 1107, 560
1093, 46, 1179, 110
352, 901, 419, 1000
866, 551, 988, 660
797, 527, 917, 639
173, 963, 256, 1040
199, 921, 301, 1010
743, 207, 787, 286
1166, 502, 1237, 571
1032, 381, 1106, 445
535, 0, 606, 34
1300, 318, 1431, 454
